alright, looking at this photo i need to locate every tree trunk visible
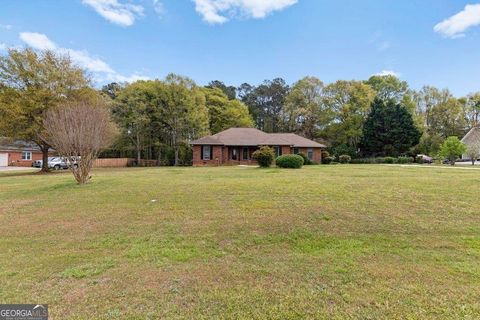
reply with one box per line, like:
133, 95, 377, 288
39, 144, 49, 173
136, 132, 141, 166
174, 146, 179, 166
472, 159, 476, 166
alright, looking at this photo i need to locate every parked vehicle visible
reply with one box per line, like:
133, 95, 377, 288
32, 157, 78, 170
417, 154, 433, 164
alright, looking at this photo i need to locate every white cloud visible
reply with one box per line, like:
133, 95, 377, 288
152, 0, 165, 15
374, 70, 400, 77
193, 0, 298, 24
434, 4, 480, 38
0, 24, 12, 30
82, 0, 144, 26
20, 32, 56, 50
19, 32, 148, 83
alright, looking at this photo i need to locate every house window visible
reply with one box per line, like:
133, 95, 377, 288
242, 147, 249, 160
307, 148, 314, 160
293, 147, 299, 154
202, 146, 212, 160
21, 151, 32, 160
273, 146, 282, 158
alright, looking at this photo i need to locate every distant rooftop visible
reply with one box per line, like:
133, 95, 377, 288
462, 127, 480, 146
190, 128, 326, 148
0, 137, 41, 151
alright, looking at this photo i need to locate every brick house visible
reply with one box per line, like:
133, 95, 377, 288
0, 138, 50, 167
190, 128, 326, 166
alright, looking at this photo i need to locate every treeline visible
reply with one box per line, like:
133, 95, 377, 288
1, 48, 478, 167
105, 74, 480, 163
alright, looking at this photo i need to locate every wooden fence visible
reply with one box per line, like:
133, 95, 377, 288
94, 158, 135, 168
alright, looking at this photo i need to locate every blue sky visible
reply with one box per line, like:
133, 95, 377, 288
1, 1, 479, 96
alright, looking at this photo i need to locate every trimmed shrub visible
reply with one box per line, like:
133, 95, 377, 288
416, 156, 425, 164
339, 154, 351, 164
322, 156, 335, 164
384, 157, 396, 164
297, 152, 314, 165
350, 158, 376, 164
276, 154, 304, 168
252, 146, 275, 168
397, 157, 414, 164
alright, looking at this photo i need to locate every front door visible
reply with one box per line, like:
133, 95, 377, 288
230, 147, 240, 161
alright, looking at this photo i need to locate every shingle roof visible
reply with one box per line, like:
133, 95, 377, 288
0, 137, 42, 152
462, 127, 480, 146
190, 128, 326, 148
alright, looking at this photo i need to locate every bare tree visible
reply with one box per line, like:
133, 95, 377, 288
466, 143, 480, 166
42, 96, 117, 184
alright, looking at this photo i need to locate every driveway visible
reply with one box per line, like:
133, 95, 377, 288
0, 166, 40, 172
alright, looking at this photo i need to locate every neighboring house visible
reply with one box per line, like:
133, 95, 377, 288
461, 127, 480, 160
0, 138, 48, 167
190, 128, 325, 166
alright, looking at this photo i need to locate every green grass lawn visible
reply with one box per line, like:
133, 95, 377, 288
1, 165, 480, 319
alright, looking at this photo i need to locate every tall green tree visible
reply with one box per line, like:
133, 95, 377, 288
158, 74, 209, 165
238, 78, 289, 132
0, 48, 89, 171
429, 97, 467, 139
366, 75, 409, 102
283, 76, 328, 139
465, 93, 480, 129
322, 80, 375, 148
202, 87, 253, 134
361, 98, 421, 156
111, 81, 157, 163
206, 80, 236, 100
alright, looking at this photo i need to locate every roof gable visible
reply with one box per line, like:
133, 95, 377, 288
462, 127, 480, 146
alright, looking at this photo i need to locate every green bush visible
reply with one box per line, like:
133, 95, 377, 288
297, 152, 313, 165
321, 151, 330, 162
322, 156, 335, 164
252, 146, 275, 168
415, 156, 425, 164
397, 156, 413, 164
275, 154, 304, 168
375, 157, 386, 164
384, 157, 396, 164
350, 158, 376, 164
339, 154, 351, 164
329, 144, 357, 158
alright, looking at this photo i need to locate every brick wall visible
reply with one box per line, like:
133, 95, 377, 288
192, 145, 223, 166
294, 147, 322, 164
192, 145, 322, 166
6, 151, 43, 167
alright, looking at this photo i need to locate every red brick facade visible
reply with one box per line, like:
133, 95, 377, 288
1, 150, 44, 167
192, 145, 322, 166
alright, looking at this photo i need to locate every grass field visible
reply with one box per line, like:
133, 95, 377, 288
1, 165, 480, 319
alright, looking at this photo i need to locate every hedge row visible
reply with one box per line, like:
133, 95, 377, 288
349, 156, 416, 164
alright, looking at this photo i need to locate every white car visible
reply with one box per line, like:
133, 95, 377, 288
417, 154, 433, 164
33, 157, 78, 170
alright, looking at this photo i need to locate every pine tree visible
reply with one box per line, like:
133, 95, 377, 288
361, 98, 421, 156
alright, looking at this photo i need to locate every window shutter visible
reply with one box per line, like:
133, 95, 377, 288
210, 146, 213, 160
201, 146, 204, 160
